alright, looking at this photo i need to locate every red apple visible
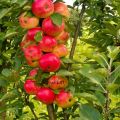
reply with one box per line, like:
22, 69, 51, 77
55, 31, 69, 43
32, 0, 54, 18
26, 27, 43, 41
19, 12, 39, 29
54, 2, 70, 18
38, 36, 57, 52
24, 79, 38, 95
24, 45, 42, 61
52, 44, 68, 58
29, 68, 39, 77
55, 90, 76, 108
36, 87, 55, 104
42, 17, 65, 37
39, 53, 61, 72
48, 75, 68, 90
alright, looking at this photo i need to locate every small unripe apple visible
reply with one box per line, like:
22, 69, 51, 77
55, 90, 76, 108
19, 12, 39, 29
39, 53, 61, 72
36, 87, 55, 104
52, 44, 68, 58
29, 68, 39, 77
38, 36, 57, 52
48, 75, 68, 90
54, 2, 70, 18
42, 17, 65, 37
32, 0, 54, 18
24, 79, 38, 95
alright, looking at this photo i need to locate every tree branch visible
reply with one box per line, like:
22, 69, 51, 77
25, 95, 38, 120
68, 2, 86, 71
63, 2, 86, 120
47, 104, 56, 120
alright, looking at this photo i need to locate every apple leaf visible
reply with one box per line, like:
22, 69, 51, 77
79, 104, 103, 120
51, 13, 62, 26
2, 68, 11, 77
34, 31, 43, 42
57, 69, 74, 76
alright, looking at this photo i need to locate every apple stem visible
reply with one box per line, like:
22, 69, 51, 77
47, 104, 56, 120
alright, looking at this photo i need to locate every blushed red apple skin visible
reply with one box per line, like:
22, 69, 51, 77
36, 87, 55, 104
38, 36, 57, 52
55, 31, 70, 43
26, 27, 43, 41
42, 17, 65, 37
29, 68, 39, 77
19, 13, 39, 29
54, 2, 70, 18
52, 44, 68, 58
39, 53, 61, 72
32, 0, 54, 18
55, 90, 76, 108
24, 79, 38, 95
24, 45, 42, 61
27, 59, 39, 67
48, 75, 68, 90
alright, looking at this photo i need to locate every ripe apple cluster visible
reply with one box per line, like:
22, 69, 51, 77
19, 0, 75, 108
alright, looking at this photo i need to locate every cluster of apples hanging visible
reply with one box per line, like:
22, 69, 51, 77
19, 0, 75, 108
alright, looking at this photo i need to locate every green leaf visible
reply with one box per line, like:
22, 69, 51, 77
0, 89, 19, 102
94, 91, 106, 106
92, 53, 108, 68
5, 29, 18, 38
110, 107, 120, 114
75, 92, 97, 102
51, 13, 62, 26
0, 7, 13, 19
2, 68, 11, 77
79, 104, 102, 120
34, 31, 43, 42
107, 46, 120, 60
110, 65, 120, 83
79, 65, 104, 84
61, 58, 74, 64
0, 76, 8, 87
107, 83, 120, 93
57, 69, 74, 76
